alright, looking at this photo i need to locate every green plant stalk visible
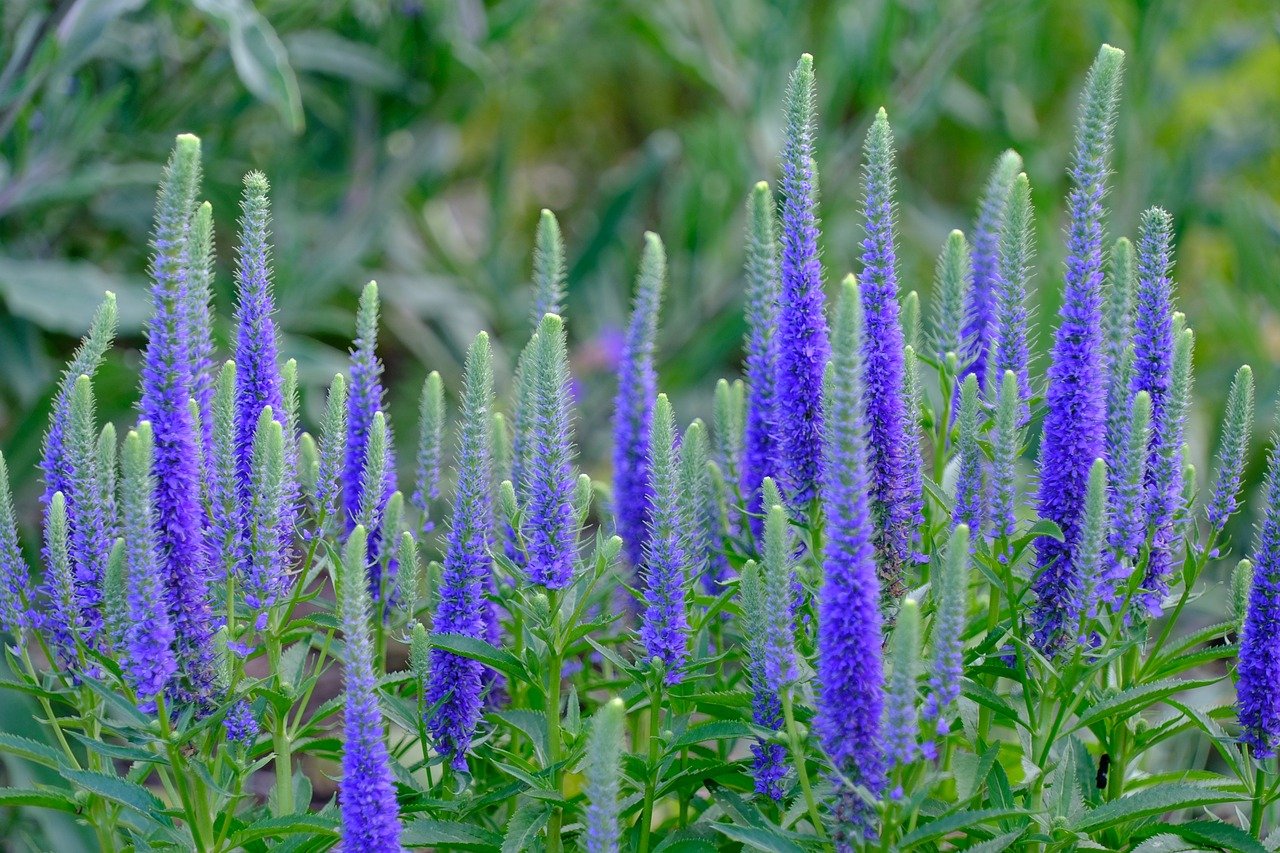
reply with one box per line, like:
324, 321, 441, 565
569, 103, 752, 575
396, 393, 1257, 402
266, 623, 294, 817
545, 591, 564, 853
782, 686, 827, 841
1252, 763, 1266, 837
638, 679, 663, 852
156, 694, 214, 851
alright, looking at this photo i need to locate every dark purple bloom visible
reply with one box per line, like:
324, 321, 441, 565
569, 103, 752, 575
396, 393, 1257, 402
139, 134, 216, 702
775, 54, 829, 510
639, 394, 691, 684
224, 700, 259, 747
742, 181, 782, 538
520, 314, 578, 589
964, 150, 1022, 391
819, 276, 885, 838
339, 526, 403, 851
612, 233, 665, 573
426, 333, 496, 770
859, 108, 917, 594
120, 423, 178, 709
1237, 435, 1280, 757
1031, 46, 1124, 653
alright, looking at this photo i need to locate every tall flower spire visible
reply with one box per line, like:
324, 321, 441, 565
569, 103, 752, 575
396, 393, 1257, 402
742, 181, 782, 538
1103, 237, 1136, 472
338, 526, 403, 851
139, 133, 216, 701
244, 408, 289, 615
119, 423, 177, 709
931, 230, 972, 362
1141, 326, 1193, 613
40, 293, 117, 509
775, 54, 829, 510
952, 376, 985, 535
612, 233, 666, 573
1206, 365, 1255, 532
1130, 208, 1186, 613
859, 108, 917, 592
520, 314, 578, 590
583, 697, 626, 853
426, 333, 496, 769
0, 453, 32, 640
985, 172, 1034, 421
68, 375, 118, 648
639, 393, 690, 683
819, 276, 885, 838
187, 200, 217, 457
233, 173, 285, 495
342, 282, 396, 530
1238, 430, 1280, 758
1031, 45, 1124, 653
964, 150, 1022, 390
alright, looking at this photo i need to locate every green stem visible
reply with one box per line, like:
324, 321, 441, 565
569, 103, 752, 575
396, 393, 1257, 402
545, 640, 564, 853
1252, 763, 1267, 837
267, 630, 294, 817
638, 682, 663, 852
782, 688, 827, 841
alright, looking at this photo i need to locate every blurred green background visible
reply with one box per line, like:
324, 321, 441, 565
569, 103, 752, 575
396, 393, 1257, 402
2, 0, 1279, 514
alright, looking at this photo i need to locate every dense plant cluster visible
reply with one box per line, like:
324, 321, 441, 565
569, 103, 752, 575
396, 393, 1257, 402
0, 44, 1274, 851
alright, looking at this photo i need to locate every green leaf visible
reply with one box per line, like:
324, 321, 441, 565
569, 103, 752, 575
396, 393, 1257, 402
501, 801, 551, 853
1134, 819, 1268, 853
897, 808, 1030, 847
67, 733, 158, 765
493, 709, 549, 763
0, 786, 78, 813
710, 822, 813, 853
1072, 783, 1241, 832
61, 769, 170, 824
964, 828, 1028, 852
1072, 678, 1218, 733
401, 818, 503, 850
0, 731, 66, 770
430, 633, 532, 685
230, 813, 340, 845
191, 0, 304, 132
667, 720, 756, 750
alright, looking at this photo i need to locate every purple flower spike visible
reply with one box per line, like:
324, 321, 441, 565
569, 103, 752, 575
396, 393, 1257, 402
775, 54, 829, 511
233, 173, 285, 495
0, 453, 33, 640
139, 134, 216, 702
742, 182, 782, 539
612, 233, 666, 574
639, 394, 691, 684
1239, 431, 1280, 758
964, 150, 1023, 391
120, 424, 178, 710
859, 108, 917, 595
426, 333, 496, 770
1031, 45, 1124, 654
339, 525, 403, 851
520, 314, 578, 590
819, 276, 885, 840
